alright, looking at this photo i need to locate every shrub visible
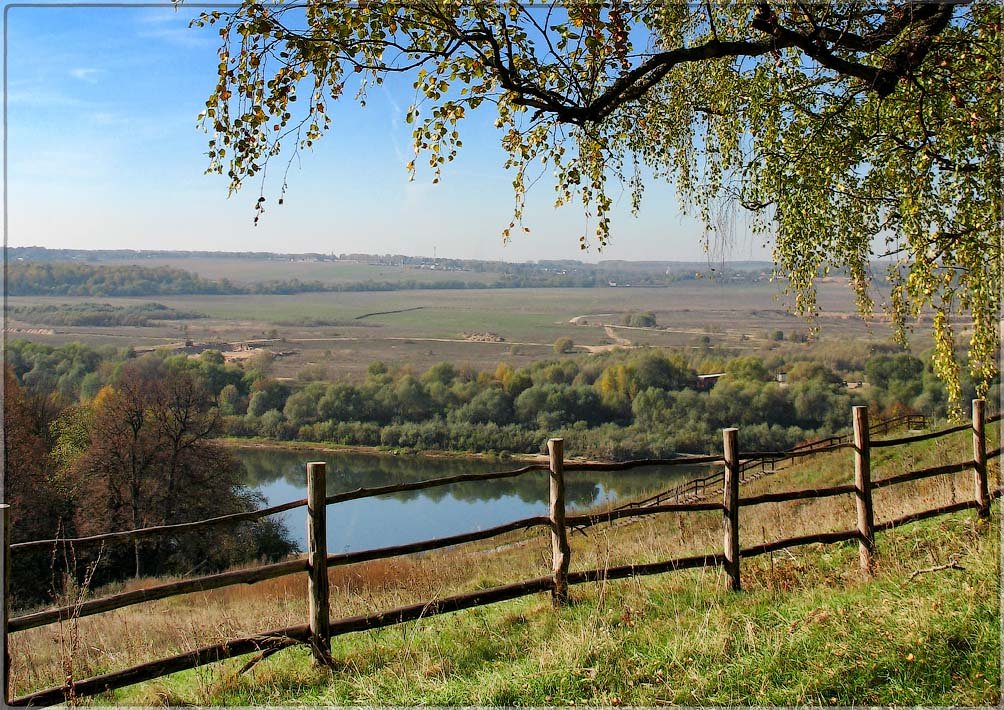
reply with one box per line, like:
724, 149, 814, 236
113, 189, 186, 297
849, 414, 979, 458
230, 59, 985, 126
553, 337, 575, 354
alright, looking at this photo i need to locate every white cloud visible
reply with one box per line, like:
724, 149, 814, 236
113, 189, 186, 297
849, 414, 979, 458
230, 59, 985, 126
69, 67, 101, 83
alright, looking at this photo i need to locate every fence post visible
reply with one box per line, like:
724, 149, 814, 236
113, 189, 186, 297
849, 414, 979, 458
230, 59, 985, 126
722, 428, 740, 592
852, 406, 876, 574
306, 462, 331, 664
1, 505, 9, 706
972, 398, 990, 519
547, 438, 570, 606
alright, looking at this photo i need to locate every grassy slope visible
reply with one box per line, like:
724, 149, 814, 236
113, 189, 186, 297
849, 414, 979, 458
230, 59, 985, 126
130, 513, 999, 706
13, 425, 1000, 706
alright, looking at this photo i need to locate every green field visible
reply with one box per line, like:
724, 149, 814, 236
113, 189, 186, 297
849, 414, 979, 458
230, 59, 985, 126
6, 279, 934, 380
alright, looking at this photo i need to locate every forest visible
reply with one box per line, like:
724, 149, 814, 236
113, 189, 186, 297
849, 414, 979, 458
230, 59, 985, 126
9, 302, 204, 327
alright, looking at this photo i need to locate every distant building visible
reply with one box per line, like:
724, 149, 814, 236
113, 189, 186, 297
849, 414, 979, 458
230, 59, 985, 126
696, 372, 726, 390
776, 371, 787, 384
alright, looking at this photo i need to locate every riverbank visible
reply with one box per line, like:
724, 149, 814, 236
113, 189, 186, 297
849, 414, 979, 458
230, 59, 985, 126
216, 435, 547, 463
216, 435, 724, 468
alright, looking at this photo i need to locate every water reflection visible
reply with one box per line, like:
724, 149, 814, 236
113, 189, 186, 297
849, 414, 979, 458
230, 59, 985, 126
238, 448, 713, 553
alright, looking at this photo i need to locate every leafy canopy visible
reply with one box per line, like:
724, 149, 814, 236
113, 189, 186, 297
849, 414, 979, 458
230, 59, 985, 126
193, 1, 1001, 414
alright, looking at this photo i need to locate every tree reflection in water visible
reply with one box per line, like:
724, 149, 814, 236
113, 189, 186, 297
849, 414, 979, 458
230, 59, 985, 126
237, 448, 713, 552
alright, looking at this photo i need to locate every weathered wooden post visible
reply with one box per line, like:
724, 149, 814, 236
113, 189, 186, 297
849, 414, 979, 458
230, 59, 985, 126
305, 462, 331, 663
1, 504, 10, 706
852, 406, 876, 574
972, 398, 990, 519
722, 428, 741, 592
547, 438, 570, 606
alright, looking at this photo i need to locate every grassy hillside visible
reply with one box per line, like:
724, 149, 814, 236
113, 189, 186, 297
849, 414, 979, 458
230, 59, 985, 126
141, 513, 998, 706
9, 423, 999, 705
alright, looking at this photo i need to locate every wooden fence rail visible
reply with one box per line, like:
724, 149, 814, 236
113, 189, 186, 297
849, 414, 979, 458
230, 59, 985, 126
9, 464, 551, 554
4, 400, 1000, 706
8, 558, 310, 634
563, 454, 723, 471
870, 461, 975, 491
9, 498, 311, 553
566, 501, 722, 530
322, 462, 550, 507
739, 483, 858, 507
619, 411, 936, 513
871, 422, 972, 448
325, 516, 552, 568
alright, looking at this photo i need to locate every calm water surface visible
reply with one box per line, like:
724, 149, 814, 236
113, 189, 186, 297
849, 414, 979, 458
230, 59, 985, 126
238, 447, 715, 552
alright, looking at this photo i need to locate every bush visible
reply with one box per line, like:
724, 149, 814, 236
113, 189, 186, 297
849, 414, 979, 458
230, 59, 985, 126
553, 337, 575, 354
622, 311, 657, 327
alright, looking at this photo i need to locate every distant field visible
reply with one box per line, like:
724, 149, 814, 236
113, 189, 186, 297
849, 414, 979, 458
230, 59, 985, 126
5, 280, 933, 380
110, 256, 508, 285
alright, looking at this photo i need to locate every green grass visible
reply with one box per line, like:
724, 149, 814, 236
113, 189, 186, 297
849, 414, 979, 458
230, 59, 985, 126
97, 422, 1004, 706
12, 418, 998, 706
117, 511, 999, 706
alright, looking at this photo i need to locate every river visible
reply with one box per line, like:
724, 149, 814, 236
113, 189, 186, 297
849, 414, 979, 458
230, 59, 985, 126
237, 447, 716, 553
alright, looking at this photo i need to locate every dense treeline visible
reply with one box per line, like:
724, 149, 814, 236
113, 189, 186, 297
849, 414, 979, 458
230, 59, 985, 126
225, 349, 987, 458
8, 263, 236, 297
3, 347, 295, 609
10, 302, 204, 327
5, 262, 346, 297
8, 336, 993, 467
7, 260, 774, 298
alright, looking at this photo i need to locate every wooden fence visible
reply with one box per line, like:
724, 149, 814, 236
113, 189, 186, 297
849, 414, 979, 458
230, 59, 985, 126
617, 412, 932, 511
3, 401, 1000, 706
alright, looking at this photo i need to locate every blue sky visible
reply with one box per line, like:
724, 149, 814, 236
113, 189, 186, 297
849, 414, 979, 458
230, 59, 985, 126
5, 4, 772, 262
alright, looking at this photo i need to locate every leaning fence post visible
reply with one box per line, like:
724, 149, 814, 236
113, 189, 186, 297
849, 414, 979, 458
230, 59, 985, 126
306, 462, 331, 663
972, 398, 990, 519
1, 505, 9, 706
547, 438, 570, 606
852, 406, 876, 574
722, 428, 741, 592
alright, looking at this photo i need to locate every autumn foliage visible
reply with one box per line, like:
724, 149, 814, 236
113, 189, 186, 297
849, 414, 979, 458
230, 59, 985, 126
4, 357, 293, 608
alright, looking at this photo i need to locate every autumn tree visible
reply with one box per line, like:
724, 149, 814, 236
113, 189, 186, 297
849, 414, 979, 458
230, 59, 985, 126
71, 357, 249, 578
194, 1, 1000, 414
3, 368, 76, 604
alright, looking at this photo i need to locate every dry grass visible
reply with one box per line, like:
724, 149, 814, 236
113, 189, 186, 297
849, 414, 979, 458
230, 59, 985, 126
8, 421, 998, 702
